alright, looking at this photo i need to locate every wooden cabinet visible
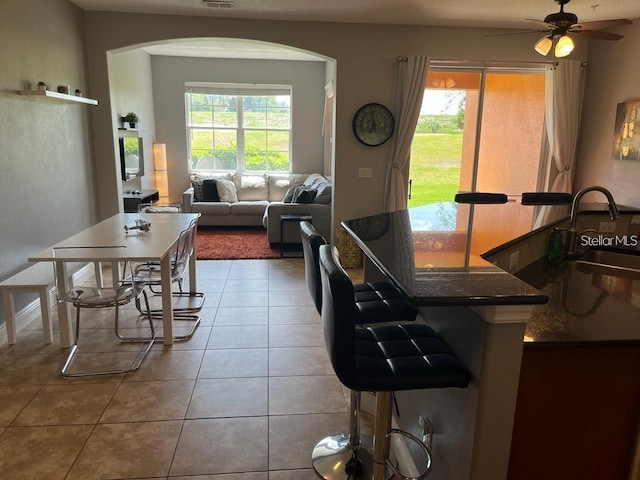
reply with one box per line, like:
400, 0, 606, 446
508, 344, 640, 480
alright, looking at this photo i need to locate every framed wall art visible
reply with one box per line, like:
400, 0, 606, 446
612, 100, 640, 161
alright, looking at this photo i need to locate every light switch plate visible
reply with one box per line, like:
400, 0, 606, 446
358, 167, 372, 178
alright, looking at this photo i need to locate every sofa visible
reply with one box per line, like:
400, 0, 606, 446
183, 171, 332, 245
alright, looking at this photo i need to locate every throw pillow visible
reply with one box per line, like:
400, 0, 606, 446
191, 177, 206, 202
282, 183, 303, 203
313, 182, 332, 204
216, 178, 238, 202
201, 179, 220, 202
292, 185, 317, 204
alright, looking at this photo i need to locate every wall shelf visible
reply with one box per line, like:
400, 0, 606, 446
18, 89, 98, 106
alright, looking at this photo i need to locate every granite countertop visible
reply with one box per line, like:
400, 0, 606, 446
342, 207, 547, 307
515, 255, 640, 345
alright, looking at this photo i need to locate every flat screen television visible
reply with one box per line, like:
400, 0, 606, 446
119, 134, 144, 181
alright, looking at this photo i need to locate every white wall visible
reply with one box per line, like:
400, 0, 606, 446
0, 0, 95, 322
575, 20, 640, 207
150, 55, 326, 202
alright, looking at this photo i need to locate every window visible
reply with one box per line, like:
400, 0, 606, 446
185, 83, 292, 173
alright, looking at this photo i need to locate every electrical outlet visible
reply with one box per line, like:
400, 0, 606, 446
358, 167, 372, 178
599, 222, 617, 233
509, 250, 520, 270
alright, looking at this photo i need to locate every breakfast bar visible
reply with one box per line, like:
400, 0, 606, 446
342, 205, 548, 480
342, 202, 640, 480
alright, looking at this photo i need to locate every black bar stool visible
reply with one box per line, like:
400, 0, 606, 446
300, 221, 417, 323
312, 245, 471, 479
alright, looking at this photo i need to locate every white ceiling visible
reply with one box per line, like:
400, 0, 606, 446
70, 0, 640, 60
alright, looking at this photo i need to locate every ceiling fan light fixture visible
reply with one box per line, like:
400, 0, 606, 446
555, 35, 575, 57
534, 35, 553, 56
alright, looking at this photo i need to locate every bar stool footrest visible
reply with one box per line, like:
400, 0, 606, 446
386, 428, 433, 480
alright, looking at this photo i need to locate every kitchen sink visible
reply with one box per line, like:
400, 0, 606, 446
574, 249, 640, 280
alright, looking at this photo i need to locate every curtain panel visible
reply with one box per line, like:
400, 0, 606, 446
534, 59, 586, 228
384, 56, 429, 212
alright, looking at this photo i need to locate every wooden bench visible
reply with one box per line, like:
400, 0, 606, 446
0, 261, 87, 345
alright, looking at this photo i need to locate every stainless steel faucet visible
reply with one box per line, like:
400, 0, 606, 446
565, 186, 620, 256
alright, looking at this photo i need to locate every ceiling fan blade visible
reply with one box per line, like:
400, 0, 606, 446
485, 29, 549, 37
573, 19, 632, 31
526, 18, 556, 28
576, 29, 625, 41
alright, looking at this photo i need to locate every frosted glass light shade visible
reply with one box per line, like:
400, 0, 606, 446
534, 36, 553, 56
153, 143, 167, 171
555, 35, 574, 57
153, 143, 169, 198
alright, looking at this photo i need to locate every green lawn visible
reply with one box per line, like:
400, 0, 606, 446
408, 132, 462, 208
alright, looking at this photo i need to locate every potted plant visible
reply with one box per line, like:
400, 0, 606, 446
123, 112, 139, 129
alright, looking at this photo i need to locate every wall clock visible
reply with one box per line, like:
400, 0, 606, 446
352, 103, 395, 147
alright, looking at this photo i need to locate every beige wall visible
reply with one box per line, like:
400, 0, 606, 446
575, 20, 640, 207
0, 0, 96, 319
82, 12, 588, 237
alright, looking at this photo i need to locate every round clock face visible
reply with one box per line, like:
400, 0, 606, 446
352, 103, 395, 147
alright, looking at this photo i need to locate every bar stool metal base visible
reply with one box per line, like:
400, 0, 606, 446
312, 433, 384, 480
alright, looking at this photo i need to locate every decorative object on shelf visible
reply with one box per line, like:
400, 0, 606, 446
37, 81, 46, 92
75, 89, 82, 97
124, 219, 151, 232
153, 143, 169, 199
352, 102, 395, 146
123, 112, 139, 129
57, 85, 70, 94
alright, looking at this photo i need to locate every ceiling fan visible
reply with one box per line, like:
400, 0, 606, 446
491, 0, 632, 58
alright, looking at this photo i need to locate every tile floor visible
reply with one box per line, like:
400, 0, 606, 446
0, 258, 364, 480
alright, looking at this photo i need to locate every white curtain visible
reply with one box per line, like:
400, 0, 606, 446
384, 56, 429, 212
533, 59, 586, 228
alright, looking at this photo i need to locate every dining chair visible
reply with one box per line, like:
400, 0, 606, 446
53, 245, 156, 377
137, 202, 183, 213
131, 218, 203, 340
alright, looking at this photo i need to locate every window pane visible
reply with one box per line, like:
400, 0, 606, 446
213, 102, 237, 127
267, 130, 289, 151
244, 106, 267, 128
267, 107, 290, 129
188, 94, 213, 127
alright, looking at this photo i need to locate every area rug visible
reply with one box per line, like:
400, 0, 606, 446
195, 226, 281, 260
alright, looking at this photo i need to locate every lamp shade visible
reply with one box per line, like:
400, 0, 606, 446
152, 143, 169, 198
555, 35, 575, 57
534, 36, 553, 56
153, 143, 167, 171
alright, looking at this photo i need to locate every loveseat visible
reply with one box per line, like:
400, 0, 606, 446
182, 172, 332, 245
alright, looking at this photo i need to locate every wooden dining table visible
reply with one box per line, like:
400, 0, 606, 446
29, 212, 201, 347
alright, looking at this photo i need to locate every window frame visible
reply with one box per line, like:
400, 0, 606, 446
185, 82, 293, 173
